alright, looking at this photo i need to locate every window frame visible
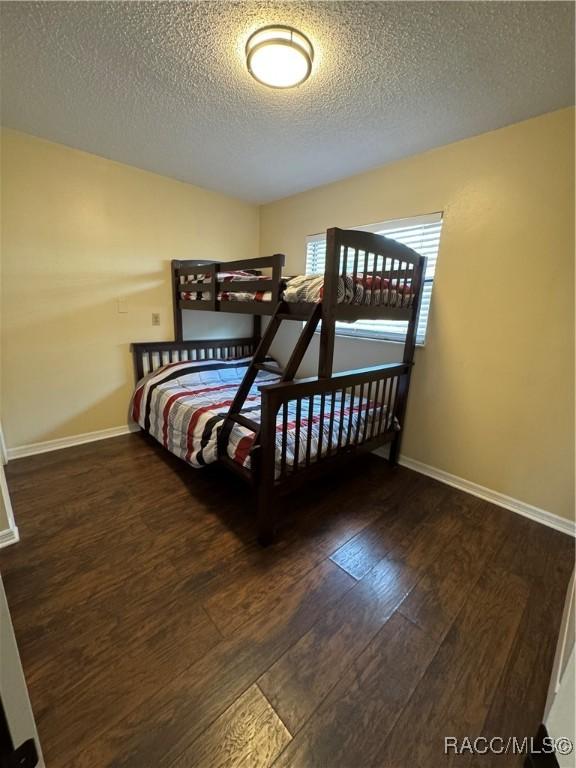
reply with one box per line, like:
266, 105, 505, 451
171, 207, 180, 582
305, 212, 443, 347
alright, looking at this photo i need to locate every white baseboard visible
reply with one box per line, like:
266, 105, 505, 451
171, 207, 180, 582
6, 428, 574, 538
0, 526, 20, 549
397, 454, 575, 538
6, 425, 139, 461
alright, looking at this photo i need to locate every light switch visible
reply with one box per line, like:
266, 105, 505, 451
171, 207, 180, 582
152, 313, 160, 326
117, 297, 128, 314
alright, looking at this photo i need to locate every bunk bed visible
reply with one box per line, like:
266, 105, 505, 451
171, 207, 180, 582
131, 227, 426, 544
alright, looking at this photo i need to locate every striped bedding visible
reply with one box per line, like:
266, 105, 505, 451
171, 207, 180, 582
179, 271, 413, 307
131, 358, 398, 474
282, 274, 414, 307
180, 271, 274, 303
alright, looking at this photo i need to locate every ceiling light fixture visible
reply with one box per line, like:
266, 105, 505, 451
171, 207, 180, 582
246, 25, 314, 89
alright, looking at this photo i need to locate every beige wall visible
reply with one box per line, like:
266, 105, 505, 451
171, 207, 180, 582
261, 108, 575, 522
1, 111, 574, 523
0, 129, 259, 447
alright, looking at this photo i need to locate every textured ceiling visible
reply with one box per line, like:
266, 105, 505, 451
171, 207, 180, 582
1, 1, 574, 203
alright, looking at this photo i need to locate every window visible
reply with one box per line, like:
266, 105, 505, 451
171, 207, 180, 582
306, 212, 443, 345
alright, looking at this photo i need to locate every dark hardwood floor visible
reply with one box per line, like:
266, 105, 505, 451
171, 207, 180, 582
0, 433, 573, 767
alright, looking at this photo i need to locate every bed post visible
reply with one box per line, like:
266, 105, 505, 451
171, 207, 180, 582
255, 388, 278, 545
271, 253, 284, 302
318, 228, 340, 378
389, 254, 427, 465
171, 260, 184, 341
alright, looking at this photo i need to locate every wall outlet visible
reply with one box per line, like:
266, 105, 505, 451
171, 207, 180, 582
151, 313, 160, 326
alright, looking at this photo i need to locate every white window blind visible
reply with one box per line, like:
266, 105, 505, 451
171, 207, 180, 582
306, 212, 443, 345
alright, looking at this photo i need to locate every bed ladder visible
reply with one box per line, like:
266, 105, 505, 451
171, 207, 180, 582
217, 301, 322, 455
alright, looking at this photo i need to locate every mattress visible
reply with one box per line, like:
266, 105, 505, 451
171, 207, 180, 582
179, 271, 413, 307
131, 358, 398, 474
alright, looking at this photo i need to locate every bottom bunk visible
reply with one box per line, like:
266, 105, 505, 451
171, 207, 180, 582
130, 355, 401, 474
130, 340, 411, 542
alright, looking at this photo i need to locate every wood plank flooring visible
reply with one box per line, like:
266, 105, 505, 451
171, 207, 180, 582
0, 433, 573, 767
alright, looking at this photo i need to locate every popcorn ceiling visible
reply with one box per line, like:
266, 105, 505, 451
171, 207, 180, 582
1, 1, 573, 202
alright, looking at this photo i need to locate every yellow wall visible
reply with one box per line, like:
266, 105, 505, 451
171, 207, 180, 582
2, 111, 574, 523
261, 108, 575, 522
0, 130, 259, 447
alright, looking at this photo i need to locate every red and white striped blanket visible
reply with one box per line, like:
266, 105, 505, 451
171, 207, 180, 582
179, 271, 413, 307
130, 358, 398, 473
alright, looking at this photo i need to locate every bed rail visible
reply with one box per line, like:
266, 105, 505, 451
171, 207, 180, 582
172, 255, 285, 335
253, 362, 411, 541
131, 338, 258, 382
331, 228, 424, 313
319, 228, 426, 377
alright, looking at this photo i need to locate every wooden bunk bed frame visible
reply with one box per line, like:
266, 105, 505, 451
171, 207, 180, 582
132, 227, 426, 543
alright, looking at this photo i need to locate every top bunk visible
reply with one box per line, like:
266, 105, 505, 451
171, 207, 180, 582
172, 226, 426, 323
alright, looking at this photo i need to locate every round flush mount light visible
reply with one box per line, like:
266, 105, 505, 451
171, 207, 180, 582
246, 25, 314, 89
